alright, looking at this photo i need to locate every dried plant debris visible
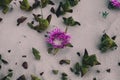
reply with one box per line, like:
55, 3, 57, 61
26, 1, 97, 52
28, 14, 52, 32
19, 0, 32, 11
0, 17, 3, 22
111, 35, 116, 40
17, 75, 26, 80
59, 59, 70, 65
52, 70, 59, 75
63, 17, 80, 26
96, 70, 100, 73
32, 0, 40, 9
77, 52, 81, 57
99, 33, 117, 52
31, 74, 41, 80
93, 77, 97, 80
17, 16, 27, 26
118, 62, 120, 66
1, 69, 13, 80
32, 48, 41, 60
22, 61, 28, 69
51, 0, 80, 17
61, 72, 68, 80
106, 68, 111, 73
41, 0, 54, 8
71, 49, 101, 77
40, 72, 44, 76
0, 0, 13, 14
0, 54, 8, 65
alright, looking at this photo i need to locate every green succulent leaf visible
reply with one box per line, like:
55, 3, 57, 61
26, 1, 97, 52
62, 0, 71, 12
56, 0, 73, 17
41, 0, 49, 8
82, 49, 101, 67
68, 0, 80, 7
31, 75, 41, 80
19, 0, 32, 11
74, 62, 81, 75
66, 43, 73, 47
0, 0, 12, 14
32, 48, 41, 60
71, 49, 100, 77
1, 69, 13, 80
56, 2, 65, 17
99, 33, 118, 52
63, 17, 80, 26
80, 65, 88, 77
28, 14, 51, 32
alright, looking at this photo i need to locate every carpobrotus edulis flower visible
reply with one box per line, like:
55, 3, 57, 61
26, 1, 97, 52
47, 28, 72, 55
108, 0, 120, 9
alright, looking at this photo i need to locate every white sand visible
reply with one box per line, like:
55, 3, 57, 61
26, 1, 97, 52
0, 0, 120, 80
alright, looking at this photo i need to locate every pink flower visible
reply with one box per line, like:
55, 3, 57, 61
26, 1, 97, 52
47, 28, 70, 48
110, 0, 120, 8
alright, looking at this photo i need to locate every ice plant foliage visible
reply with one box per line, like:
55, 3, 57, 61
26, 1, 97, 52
47, 28, 72, 55
71, 49, 101, 77
0, 0, 12, 14
108, 0, 120, 9
99, 33, 117, 52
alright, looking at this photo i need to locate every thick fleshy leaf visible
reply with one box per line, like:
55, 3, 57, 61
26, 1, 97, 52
59, 59, 70, 65
66, 43, 73, 47
31, 75, 41, 80
63, 17, 80, 26
32, 48, 41, 60
82, 49, 100, 67
41, 0, 49, 8
0, 0, 12, 14
19, 0, 32, 11
99, 33, 118, 52
68, 0, 80, 7
74, 62, 81, 75
80, 65, 88, 77
28, 14, 50, 32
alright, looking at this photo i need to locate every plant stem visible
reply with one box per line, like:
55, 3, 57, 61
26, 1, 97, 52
53, 48, 59, 55
40, 0, 43, 18
65, 26, 69, 33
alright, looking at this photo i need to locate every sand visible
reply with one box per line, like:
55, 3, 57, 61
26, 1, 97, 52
0, 0, 120, 80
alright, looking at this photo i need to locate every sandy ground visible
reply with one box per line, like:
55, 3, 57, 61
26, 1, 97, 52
0, 0, 120, 80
